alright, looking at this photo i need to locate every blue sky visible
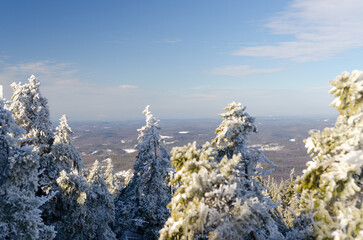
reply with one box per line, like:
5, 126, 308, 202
0, 0, 362, 121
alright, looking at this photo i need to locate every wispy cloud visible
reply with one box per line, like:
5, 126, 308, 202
118, 84, 138, 89
190, 85, 210, 90
233, 0, 363, 62
210, 65, 281, 77
163, 38, 181, 44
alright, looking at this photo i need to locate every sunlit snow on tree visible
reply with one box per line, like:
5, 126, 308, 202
297, 70, 363, 239
114, 105, 173, 239
0, 100, 55, 240
160, 102, 284, 240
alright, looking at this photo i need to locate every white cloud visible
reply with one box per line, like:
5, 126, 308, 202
210, 65, 281, 77
163, 38, 181, 44
233, 0, 363, 62
0, 60, 335, 121
190, 85, 210, 90
118, 84, 138, 89
0, 61, 150, 120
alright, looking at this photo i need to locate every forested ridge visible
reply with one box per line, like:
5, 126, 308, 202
1, 70, 363, 239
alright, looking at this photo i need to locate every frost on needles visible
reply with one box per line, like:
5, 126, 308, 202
297, 70, 363, 239
0, 100, 55, 240
159, 102, 284, 240
114, 105, 173, 240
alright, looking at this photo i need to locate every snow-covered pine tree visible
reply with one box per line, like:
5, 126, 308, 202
297, 70, 363, 239
0, 100, 55, 240
114, 105, 173, 240
8, 75, 53, 153
55, 169, 95, 240
52, 114, 84, 172
41, 114, 89, 235
261, 169, 312, 239
8, 75, 56, 195
87, 160, 116, 240
160, 102, 284, 239
104, 158, 121, 197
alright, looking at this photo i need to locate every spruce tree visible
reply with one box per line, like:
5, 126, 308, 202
8, 75, 53, 153
41, 114, 88, 235
0, 100, 55, 240
115, 106, 173, 239
52, 115, 84, 172
87, 160, 116, 240
297, 70, 363, 239
104, 158, 121, 197
160, 102, 283, 240
8, 75, 55, 195
55, 169, 95, 239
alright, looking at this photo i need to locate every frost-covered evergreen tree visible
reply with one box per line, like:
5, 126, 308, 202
8, 75, 53, 153
297, 70, 363, 239
55, 169, 95, 240
52, 114, 84, 171
160, 102, 284, 240
41, 114, 83, 194
0, 100, 55, 240
88, 160, 116, 240
262, 169, 312, 239
42, 114, 88, 234
104, 158, 121, 197
115, 105, 173, 239
8, 75, 56, 195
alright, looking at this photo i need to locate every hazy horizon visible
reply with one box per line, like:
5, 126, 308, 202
1, 0, 361, 121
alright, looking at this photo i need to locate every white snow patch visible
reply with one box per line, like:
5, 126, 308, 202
123, 149, 137, 153
178, 131, 189, 134
106, 149, 112, 152
115, 169, 134, 178
324, 119, 329, 122
165, 141, 175, 145
102, 158, 112, 162
289, 138, 296, 142
251, 143, 284, 151
72, 136, 80, 140
91, 150, 99, 155
160, 135, 173, 139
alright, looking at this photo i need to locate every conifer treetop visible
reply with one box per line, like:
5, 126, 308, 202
212, 101, 257, 149
136, 105, 161, 149
9, 75, 53, 150
54, 115, 73, 145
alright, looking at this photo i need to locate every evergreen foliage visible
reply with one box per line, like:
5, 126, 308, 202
0, 100, 55, 240
55, 169, 95, 239
8, 75, 55, 195
262, 170, 312, 239
104, 158, 122, 197
87, 160, 116, 240
297, 70, 363, 239
53, 115, 84, 172
41, 115, 90, 238
8, 75, 53, 153
115, 106, 173, 239
160, 102, 284, 240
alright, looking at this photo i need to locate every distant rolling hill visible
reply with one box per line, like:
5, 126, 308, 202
69, 116, 335, 180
